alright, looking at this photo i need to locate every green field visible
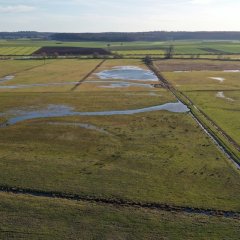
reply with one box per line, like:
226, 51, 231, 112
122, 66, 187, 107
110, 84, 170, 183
157, 59, 240, 158
0, 59, 102, 92
186, 90, 240, 145
1, 192, 240, 240
0, 59, 44, 76
0, 58, 239, 238
1, 39, 240, 56
0, 47, 40, 56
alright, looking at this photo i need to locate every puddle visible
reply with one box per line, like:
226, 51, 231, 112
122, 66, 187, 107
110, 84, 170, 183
125, 92, 161, 97
95, 66, 158, 81
0, 82, 78, 89
0, 75, 15, 83
209, 77, 225, 82
216, 92, 234, 101
149, 92, 160, 96
85, 80, 121, 83
99, 82, 153, 89
113, 66, 143, 70
223, 70, 240, 73
47, 122, 111, 135
0, 102, 189, 127
84, 80, 153, 89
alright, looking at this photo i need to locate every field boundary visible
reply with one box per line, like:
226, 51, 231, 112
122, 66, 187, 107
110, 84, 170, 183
0, 60, 53, 78
179, 91, 240, 152
71, 59, 106, 91
147, 61, 240, 169
0, 185, 240, 219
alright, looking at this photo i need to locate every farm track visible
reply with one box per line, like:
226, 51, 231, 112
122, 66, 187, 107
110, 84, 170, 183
0, 185, 240, 219
71, 59, 106, 91
148, 62, 240, 169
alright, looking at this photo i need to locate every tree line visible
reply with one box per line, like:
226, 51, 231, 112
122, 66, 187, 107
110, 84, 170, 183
1, 31, 240, 42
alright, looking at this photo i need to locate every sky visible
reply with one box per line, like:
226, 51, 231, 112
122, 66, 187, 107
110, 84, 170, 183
0, 0, 239, 32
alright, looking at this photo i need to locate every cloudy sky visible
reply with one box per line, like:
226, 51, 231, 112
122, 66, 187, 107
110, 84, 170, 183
0, 0, 239, 32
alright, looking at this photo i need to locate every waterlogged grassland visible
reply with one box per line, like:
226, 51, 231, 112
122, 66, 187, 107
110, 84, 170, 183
86, 59, 155, 82
155, 59, 240, 72
157, 60, 240, 91
3, 59, 101, 85
75, 59, 159, 92
76, 82, 156, 92
1, 193, 239, 240
0, 91, 174, 112
186, 90, 240, 145
89, 59, 149, 72
0, 59, 44, 77
163, 71, 240, 91
0, 59, 240, 238
158, 59, 240, 157
0, 92, 240, 211
0, 59, 102, 92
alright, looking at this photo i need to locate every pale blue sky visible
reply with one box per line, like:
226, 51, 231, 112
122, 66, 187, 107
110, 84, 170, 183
0, 0, 239, 32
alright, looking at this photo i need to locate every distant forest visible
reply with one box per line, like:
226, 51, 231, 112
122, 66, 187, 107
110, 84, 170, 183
1, 31, 240, 42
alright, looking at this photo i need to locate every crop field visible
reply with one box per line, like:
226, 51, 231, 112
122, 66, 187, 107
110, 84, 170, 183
0, 47, 40, 56
115, 49, 165, 55
1, 39, 240, 56
0, 58, 239, 238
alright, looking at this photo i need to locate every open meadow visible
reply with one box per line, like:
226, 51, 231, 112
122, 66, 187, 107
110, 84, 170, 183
159, 60, 240, 150
0, 58, 239, 238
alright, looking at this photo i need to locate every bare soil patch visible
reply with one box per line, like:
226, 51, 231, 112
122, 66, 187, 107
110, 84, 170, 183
33, 47, 111, 56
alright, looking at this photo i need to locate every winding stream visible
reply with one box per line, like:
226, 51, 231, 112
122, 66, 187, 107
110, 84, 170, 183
0, 101, 189, 127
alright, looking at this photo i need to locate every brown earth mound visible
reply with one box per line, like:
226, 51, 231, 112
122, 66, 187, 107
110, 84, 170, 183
33, 47, 111, 56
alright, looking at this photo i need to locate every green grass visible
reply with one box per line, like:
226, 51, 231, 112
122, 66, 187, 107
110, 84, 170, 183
0, 47, 40, 55
115, 50, 165, 55
0, 58, 240, 238
1, 39, 240, 55
0, 91, 239, 211
159, 59, 240, 91
0, 59, 102, 92
1, 192, 239, 240
163, 71, 240, 91
0, 59, 45, 77
158, 59, 240, 156
186, 90, 240, 146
